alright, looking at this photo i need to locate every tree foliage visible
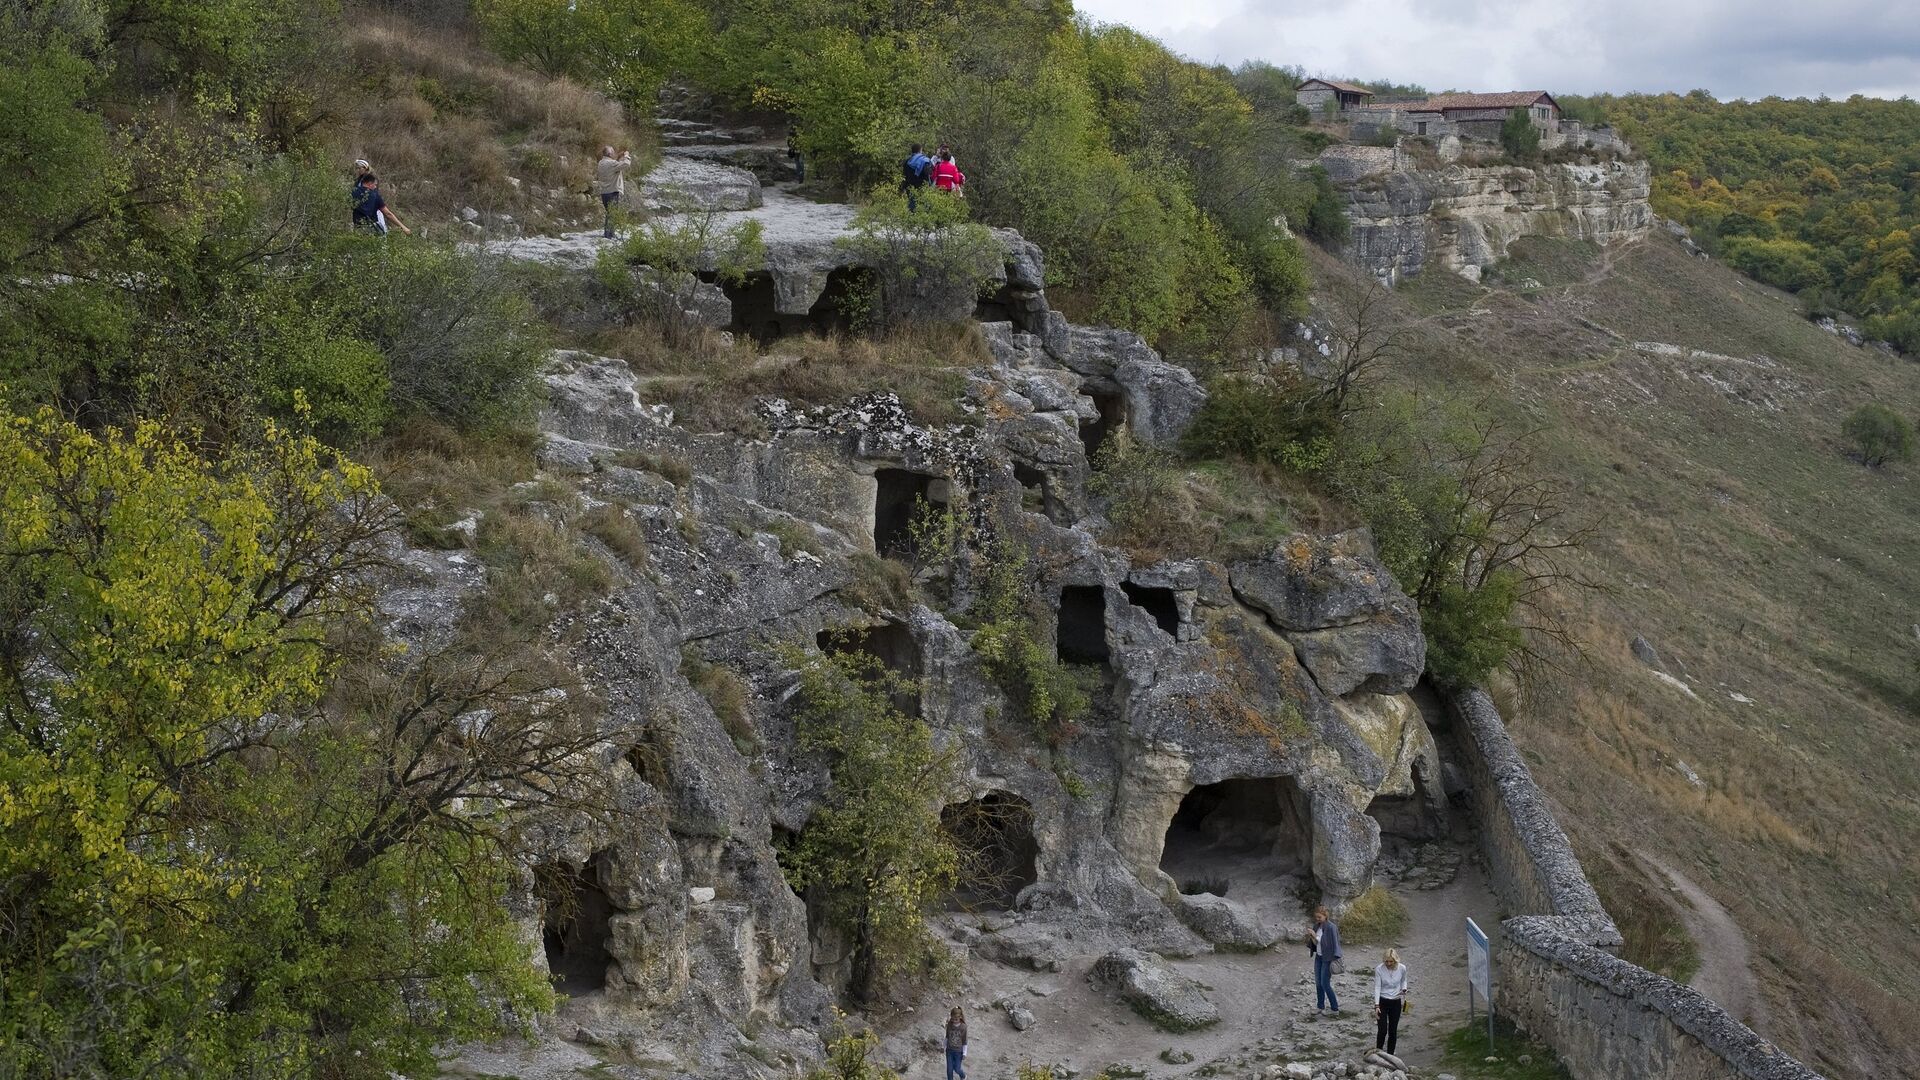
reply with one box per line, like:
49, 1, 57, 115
0, 410, 600, 1078
781, 646, 959, 1003
1587, 91, 1920, 352
1841, 402, 1915, 468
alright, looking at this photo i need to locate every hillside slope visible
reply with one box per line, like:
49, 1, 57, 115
1346, 233, 1920, 1078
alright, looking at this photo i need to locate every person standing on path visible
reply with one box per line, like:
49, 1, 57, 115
901, 143, 932, 212
930, 151, 965, 195
943, 1006, 968, 1080
595, 145, 632, 239
1373, 948, 1411, 1055
1307, 905, 1343, 1013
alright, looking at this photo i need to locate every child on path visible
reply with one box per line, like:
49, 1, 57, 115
943, 1006, 968, 1080
595, 145, 633, 238
1306, 905, 1343, 1013
931, 151, 964, 194
1373, 948, 1411, 1055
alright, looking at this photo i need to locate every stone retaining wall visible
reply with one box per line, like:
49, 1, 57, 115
1446, 687, 1824, 1080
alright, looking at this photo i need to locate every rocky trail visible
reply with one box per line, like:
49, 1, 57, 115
879, 844, 1498, 1079
1639, 853, 1770, 1034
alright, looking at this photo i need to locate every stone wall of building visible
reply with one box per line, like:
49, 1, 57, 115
1446, 688, 1825, 1080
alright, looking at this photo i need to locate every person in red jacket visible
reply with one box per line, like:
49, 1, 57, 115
931, 151, 965, 194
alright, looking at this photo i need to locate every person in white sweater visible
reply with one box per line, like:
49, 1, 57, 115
1373, 948, 1411, 1055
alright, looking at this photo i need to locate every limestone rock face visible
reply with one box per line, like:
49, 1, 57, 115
430, 190, 1448, 1075
1330, 157, 1653, 283
640, 157, 764, 212
1091, 949, 1220, 1031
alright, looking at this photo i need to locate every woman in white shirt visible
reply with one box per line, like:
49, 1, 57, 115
1373, 948, 1410, 1055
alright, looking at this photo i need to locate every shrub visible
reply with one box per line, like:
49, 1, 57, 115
1339, 885, 1410, 945
1422, 573, 1527, 688
967, 540, 1090, 747
681, 647, 757, 754
1499, 107, 1541, 162
1182, 374, 1336, 473
839, 186, 1004, 331
600, 210, 765, 343
1089, 430, 1193, 556
1841, 402, 1914, 467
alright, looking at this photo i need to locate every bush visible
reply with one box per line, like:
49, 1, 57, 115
1182, 373, 1336, 472
1339, 885, 1410, 945
839, 186, 1004, 331
967, 540, 1090, 747
1499, 107, 1541, 162
1841, 402, 1915, 467
1422, 573, 1527, 688
1089, 430, 1193, 556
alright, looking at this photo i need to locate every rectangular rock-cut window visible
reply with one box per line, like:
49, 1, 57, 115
1056, 585, 1110, 664
873, 469, 946, 559
1121, 582, 1180, 636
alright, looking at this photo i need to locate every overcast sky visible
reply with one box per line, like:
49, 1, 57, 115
1073, 0, 1920, 101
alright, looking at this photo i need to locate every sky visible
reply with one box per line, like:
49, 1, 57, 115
1071, 0, 1920, 102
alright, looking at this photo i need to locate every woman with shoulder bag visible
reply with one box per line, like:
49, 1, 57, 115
1306, 905, 1343, 1013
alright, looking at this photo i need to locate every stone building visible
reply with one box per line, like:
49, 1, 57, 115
1294, 78, 1374, 112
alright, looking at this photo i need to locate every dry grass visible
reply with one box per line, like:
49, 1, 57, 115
343, 12, 652, 228
1328, 234, 1920, 1071
590, 323, 989, 434
1339, 885, 1411, 946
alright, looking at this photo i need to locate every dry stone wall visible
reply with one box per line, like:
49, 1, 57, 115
1447, 688, 1824, 1080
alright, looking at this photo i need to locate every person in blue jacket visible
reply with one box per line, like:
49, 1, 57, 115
1307, 905, 1343, 1013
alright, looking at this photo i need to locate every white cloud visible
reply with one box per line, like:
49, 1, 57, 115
1074, 0, 1920, 100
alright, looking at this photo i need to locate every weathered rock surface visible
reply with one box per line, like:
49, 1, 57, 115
640, 157, 764, 212
1090, 949, 1220, 1031
1329, 157, 1653, 283
1231, 531, 1425, 695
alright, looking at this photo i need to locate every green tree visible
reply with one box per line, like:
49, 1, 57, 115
781, 646, 959, 1003
475, 0, 706, 106
0, 409, 600, 1077
1499, 107, 1541, 162
1841, 402, 1915, 468
840, 185, 1004, 330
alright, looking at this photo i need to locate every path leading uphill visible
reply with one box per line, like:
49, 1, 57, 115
1641, 853, 1770, 1033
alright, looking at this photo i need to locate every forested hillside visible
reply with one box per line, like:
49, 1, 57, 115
1568, 91, 1920, 351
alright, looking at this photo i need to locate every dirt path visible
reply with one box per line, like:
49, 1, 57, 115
879, 850, 1499, 1077
1641, 853, 1771, 1032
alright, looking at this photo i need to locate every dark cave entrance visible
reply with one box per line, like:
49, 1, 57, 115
1012, 461, 1058, 519
536, 853, 616, 994
817, 620, 923, 717
1056, 585, 1110, 665
719, 268, 864, 344
1365, 760, 1444, 842
1122, 582, 1180, 636
872, 468, 947, 559
1078, 385, 1128, 459
941, 791, 1040, 911
1159, 777, 1311, 897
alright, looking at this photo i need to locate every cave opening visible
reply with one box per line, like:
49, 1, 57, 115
872, 469, 947, 559
817, 620, 923, 717
1056, 585, 1110, 665
536, 853, 616, 995
1078, 386, 1128, 458
1122, 582, 1180, 636
1365, 760, 1444, 842
1012, 462, 1051, 513
1159, 777, 1311, 901
941, 791, 1040, 911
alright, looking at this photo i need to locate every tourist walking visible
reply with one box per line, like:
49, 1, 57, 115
901, 143, 932, 211
1373, 948, 1411, 1054
1306, 905, 1343, 1013
931, 150, 965, 195
943, 1006, 968, 1080
351, 175, 409, 235
595, 145, 632, 238
786, 126, 804, 182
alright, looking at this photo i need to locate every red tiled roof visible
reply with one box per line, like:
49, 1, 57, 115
1420, 91, 1558, 112
1297, 79, 1374, 95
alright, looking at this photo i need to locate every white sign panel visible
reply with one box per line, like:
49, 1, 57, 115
1466, 917, 1491, 1000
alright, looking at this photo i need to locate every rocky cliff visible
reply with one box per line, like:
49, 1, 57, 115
1325, 151, 1653, 283
416, 196, 1451, 1075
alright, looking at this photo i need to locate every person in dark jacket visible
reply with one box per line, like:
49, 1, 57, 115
1307, 905, 1343, 1013
943, 1006, 968, 1080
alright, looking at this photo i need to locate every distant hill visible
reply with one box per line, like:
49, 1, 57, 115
1568, 91, 1920, 352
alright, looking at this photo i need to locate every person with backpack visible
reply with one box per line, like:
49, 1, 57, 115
595, 145, 633, 239
931, 150, 965, 195
901, 143, 931, 211
351, 175, 409, 236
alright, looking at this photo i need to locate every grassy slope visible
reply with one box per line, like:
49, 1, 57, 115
1322, 235, 1920, 1078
